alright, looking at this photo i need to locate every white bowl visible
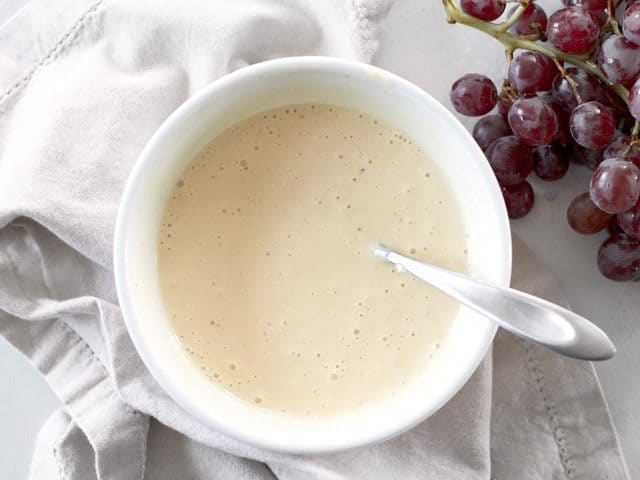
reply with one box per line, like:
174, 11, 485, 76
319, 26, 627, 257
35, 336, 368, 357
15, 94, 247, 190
114, 56, 511, 454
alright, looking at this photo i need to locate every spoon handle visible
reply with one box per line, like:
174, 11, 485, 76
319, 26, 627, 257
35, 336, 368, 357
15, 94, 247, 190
375, 247, 615, 361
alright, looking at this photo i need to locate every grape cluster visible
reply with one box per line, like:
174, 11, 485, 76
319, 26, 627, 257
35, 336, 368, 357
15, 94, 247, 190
447, 0, 640, 281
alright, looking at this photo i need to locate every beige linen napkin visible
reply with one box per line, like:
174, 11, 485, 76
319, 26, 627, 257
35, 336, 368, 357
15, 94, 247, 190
0, 0, 628, 478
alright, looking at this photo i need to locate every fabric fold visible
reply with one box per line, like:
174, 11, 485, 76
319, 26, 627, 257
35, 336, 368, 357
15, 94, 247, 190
0, 0, 628, 479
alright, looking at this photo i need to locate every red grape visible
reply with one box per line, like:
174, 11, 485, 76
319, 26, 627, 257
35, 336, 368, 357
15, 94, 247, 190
567, 192, 613, 233
485, 135, 533, 185
603, 135, 640, 168
440, 0, 640, 282
473, 115, 512, 151
569, 101, 615, 149
547, 7, 599, 54
540, 94, 572, 145
628, 75, 640, 121
509, 4, 548, 36
618, 200, 640, 239
597, 35, 640, 85
508, 96, 559, 146
597, 233, 640, 281
561, 0, 606, 8
623, 1, 640, 46
508, 52, 558, 94
561, 0, 607, 26
554, 112, 572, 146
450, 74, 497, 117
502, 181, 535, 219
498, 100, 512, 120
608, 215, 624, 234
568, 142, 604, 170
590, 158, 640, 213
534, 143, 570, 180
551, 67, 605, 113
590, 9, 609, 27
460, 0, 505, 21
608, 94, 634, 131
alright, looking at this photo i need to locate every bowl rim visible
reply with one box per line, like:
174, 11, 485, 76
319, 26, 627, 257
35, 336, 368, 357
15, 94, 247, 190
113, 55, 512, 454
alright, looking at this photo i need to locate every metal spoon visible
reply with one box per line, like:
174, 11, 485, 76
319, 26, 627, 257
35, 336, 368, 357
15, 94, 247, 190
372, 245, 616, 361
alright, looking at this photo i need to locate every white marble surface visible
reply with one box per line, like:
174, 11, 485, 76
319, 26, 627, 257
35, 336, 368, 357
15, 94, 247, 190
0, 337, 59, 479
0, 0, 638, 478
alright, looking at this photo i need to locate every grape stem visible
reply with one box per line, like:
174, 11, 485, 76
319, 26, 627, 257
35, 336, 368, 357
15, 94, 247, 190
622, 122, 640, 159
505, 47, 514, 66
500, 79, 519, 102
632, 122, 640, 142
607, 0, 621, 36
551, 57, 583, 104
443, 0, 630, 102
498, 3, 527, 33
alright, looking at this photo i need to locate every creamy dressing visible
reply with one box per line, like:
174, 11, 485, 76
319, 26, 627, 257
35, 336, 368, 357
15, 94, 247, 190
158, 104, 468, 416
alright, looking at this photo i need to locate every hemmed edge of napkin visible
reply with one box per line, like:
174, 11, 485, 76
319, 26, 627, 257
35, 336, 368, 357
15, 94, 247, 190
0, 0, 105, 110
529, 344, 631, 480
496, 237, 631, 480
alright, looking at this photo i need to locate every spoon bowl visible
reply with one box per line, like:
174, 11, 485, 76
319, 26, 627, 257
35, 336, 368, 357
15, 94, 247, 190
373, 244, 616, 361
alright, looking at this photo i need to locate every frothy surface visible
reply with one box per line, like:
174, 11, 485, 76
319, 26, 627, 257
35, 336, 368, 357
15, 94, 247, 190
158, 104, 468, 416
